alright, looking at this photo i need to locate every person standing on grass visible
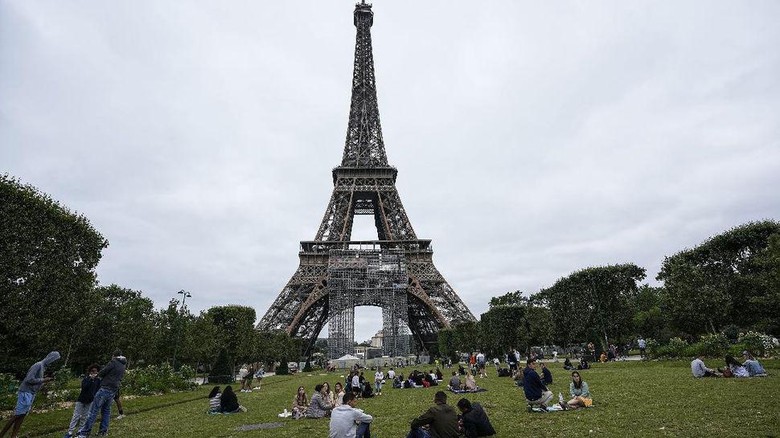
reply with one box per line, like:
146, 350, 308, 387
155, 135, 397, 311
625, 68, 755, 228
408, 391, 460, 438
64, 364, 101, 438
638, 337, 647, 358
76, 350, 127, 437
374, 368, 384, 396
0, 351, 60, 438
456, 398, 495, 437
329, 392, 373, 438
691, 355, 720, 378
522, 359, 553, 410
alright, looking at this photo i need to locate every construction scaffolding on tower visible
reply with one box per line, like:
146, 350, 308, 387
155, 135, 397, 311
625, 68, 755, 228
327, 248, 411, 359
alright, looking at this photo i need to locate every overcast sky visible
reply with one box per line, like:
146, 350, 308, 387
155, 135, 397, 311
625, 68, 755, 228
2, 0, 779, 343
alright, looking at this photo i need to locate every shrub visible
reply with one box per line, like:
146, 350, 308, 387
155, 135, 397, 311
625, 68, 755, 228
696, 333, 730, 357
276, 361, 289, 375
666, 337, 689, 358
123, 363, 196, 395
0, 373, 19, 411
738, 331, 776, 357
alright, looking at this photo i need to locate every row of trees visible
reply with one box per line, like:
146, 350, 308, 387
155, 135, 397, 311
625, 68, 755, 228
1, 174, 297, 376
440, 221, 780, 359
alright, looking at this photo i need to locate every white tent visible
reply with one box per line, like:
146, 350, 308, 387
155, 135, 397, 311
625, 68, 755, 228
332, 354, 361, 369
336, 354, 360, 361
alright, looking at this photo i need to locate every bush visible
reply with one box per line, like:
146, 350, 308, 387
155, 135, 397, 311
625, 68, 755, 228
276, 362, 289, 375
123, 363, 196, 395
696, 333, 730, 357
667, 337, 689, 358
0, 373, 19, 411
738, 331, 776, 357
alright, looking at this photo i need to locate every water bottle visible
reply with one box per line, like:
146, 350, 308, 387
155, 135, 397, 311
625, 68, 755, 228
558, 392, 564, 404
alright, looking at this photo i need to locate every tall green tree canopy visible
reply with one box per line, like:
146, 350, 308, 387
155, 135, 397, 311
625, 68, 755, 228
657, 220, 780, 335
537, 263, 645, 349
0, 175, 108, 372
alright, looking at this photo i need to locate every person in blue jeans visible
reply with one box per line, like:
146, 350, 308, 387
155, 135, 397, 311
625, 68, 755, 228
0, 352, 60, 438
76, 351, 126, 437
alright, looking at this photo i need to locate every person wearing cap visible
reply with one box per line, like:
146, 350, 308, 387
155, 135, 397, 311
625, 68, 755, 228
407, 390, 459, 438
76, 350, 127, 437
522, 359, 553, 411
0, 351, 60, 438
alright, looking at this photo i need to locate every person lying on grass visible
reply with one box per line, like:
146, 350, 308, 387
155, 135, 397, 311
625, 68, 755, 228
742, 351, 767, 377
722, 355, 749, 378
561, 371, 592, 410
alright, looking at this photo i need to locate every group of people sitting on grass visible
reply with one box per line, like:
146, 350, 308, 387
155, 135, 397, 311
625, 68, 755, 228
522, 358, 593, 412
447, 371, 480, 392
395, 369, 446, 389
207, 385, 247, 414
562, 357, 590, 371
691, 350, 768, 378
328, 389, 497, 438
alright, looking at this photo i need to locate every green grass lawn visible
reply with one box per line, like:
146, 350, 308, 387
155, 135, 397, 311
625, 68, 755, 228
8, 359, 780, 437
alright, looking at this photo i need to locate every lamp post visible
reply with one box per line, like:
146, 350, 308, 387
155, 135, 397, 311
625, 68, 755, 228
172, 290, 192, 370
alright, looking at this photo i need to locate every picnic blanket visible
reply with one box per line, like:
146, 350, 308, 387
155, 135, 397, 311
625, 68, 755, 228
448, 388, 487, 394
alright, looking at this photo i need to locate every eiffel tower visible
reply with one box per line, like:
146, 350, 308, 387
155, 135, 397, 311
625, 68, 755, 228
257, 1, 475, 357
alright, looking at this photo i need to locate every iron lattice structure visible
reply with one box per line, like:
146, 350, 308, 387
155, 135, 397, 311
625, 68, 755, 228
257, 2, 475, 356
327, 249, 410, 359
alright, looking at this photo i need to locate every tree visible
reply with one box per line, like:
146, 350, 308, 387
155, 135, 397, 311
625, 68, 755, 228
207, 305, 257, 370
74, 285, 158, 369
657, 220, 780, 335
0, 175, 108, 372
631, 285, 669, 341
479, 305, 526, 357
538, 264, 645, 349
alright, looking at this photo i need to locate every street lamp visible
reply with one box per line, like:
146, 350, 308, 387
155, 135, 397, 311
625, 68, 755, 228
172, 290, 192, 370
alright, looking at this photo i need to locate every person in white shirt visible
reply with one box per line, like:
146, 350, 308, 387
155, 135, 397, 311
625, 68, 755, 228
329, 392, 373, 438
351, 372, 361, 398
387, 368, 396, 380
691, 355, 720, 378
374, 368, 384, 396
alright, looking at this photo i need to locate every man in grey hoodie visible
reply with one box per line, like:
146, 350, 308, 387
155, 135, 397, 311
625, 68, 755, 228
76, 350, 127, 438
0, 351, 60, 438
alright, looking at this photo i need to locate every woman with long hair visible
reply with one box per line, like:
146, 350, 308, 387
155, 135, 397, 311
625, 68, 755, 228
333, 382, 346, 407
207, 386, 221, 413
724, 355, 749, 377
219, 386, 243, 413
292, 386, 308, 419
322, 382, 334, 406
563, 371, 592, 410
